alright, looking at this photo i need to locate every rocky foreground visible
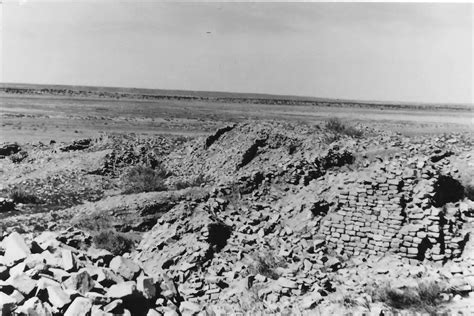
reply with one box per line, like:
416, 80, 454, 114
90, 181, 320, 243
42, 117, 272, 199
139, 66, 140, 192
0, 120, 473, 315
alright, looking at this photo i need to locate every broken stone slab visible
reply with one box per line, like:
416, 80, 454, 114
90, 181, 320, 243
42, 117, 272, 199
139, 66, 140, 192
49, 267, 71, 282
91, 305, 114, 316
301, 291, 323, 309
109, 256, 141, 280
61, 249, 77, 272
137, 274, 156, 300
107, 281, 137, 298
95, 267, 125, 286
9, 290, 25, 305
47, 285, 72, 309
16, 297, 53, 316
276, 277, 298, 289
102, 299, 123, 313
2, 232, 31, 266
36, 277, 61, 291
32, 231, 62, 252
63, 270, 95, 295
85, 292, 113, 305
0, 292, 16, 315
87, 248, 113, 263
7, 274, 36, 296
179, 301, 202, 315
147, 308, 161, 316
9, 262, 26, 277
64, 297, 93, 316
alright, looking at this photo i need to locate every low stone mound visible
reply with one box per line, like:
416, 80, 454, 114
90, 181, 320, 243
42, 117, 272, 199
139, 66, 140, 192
165, 121, 351, 184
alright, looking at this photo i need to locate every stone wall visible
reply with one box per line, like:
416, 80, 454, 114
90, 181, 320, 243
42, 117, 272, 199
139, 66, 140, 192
320, 157, 468, 262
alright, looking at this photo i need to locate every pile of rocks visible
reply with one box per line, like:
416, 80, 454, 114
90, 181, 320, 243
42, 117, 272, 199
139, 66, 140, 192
0, 230, 190, 316
94, 136, 186, 176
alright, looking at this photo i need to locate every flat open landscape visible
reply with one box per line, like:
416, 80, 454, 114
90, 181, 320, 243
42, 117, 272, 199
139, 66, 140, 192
1, 85, 472, 144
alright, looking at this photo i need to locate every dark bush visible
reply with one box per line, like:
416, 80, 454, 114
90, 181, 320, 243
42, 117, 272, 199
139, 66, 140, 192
325, 118, 363, 138
120, 165, 169, 194
93, 230, 134, 255
248, 252, 288, 280
9, 188, 40, 204
373, 281, 447, 313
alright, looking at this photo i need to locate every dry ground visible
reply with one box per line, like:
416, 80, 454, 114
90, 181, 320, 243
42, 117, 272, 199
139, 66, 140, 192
1, 93, 472, 144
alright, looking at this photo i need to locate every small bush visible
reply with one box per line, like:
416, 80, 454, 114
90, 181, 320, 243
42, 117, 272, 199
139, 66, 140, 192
325, 118, 363, 138
248, 252, 288, 280
120, 165, 169, 194
9, 188, 40, 204
93, 230, 134, 255
373, 281, 447, 313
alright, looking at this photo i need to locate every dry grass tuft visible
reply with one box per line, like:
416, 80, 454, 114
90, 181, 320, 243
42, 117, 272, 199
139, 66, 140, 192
325, 118, 363, 138
9, 187, 40, 204
120, 164, 170, 194
93, 230, 135, 255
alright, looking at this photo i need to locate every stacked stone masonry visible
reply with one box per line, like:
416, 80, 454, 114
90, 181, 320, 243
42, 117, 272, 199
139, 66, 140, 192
320, 157, 467, 262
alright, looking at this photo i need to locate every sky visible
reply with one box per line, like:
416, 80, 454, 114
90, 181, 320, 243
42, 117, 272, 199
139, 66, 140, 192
1, 1, 472, 104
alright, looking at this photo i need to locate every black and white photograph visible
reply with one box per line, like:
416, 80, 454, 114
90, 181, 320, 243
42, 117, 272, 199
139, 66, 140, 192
0, 0, 473, 315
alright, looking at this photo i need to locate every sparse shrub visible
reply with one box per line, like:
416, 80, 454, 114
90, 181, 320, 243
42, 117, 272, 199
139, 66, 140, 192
341, 294, 358, 308
9, 188, 40, 204
93, 230, 134, 255
120, 165, 169, 194
323, 133, 341, 144
248, 252, 288, 280
325, 118, 363, 138
73, 213, 112, 232
373, 281, 447, 313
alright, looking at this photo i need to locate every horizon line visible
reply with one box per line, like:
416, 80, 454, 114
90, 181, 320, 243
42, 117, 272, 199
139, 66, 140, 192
1, 81, 472, 107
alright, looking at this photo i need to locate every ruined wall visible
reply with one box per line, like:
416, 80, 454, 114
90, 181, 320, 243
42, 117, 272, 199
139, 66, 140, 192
320, 157, 467, 262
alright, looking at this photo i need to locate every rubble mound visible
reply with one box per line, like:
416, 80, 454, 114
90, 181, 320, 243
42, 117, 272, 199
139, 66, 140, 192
1, 120, 474, 314
93, 135, 187, 176
165, 121, 352, 185
0, 230, 184, 315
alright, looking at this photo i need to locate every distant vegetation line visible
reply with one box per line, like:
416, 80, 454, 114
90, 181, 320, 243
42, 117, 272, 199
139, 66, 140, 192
0, 83, 471, 111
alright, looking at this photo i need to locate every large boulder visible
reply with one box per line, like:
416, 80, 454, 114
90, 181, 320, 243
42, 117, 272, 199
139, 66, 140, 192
2, 232, 31, 266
